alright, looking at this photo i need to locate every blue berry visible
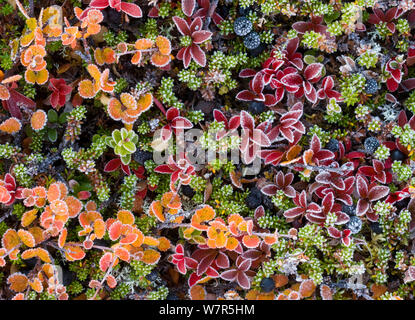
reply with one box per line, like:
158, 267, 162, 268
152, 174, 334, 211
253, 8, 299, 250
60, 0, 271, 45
234, 17, 252, 36
243, 31, 261, 50
346, 216, 362, 234
342, 204, 356, 216
133, 149, 153, 164
248, 101, 266, 115
365, 78, 379, 94
391, 149, 406, 161
364, 137, 380, 154
246, 187, 262, 209
181, 185, 195, 198
370, 222, 383, 234
260, 277, 275, 292
326, 138, 339, 153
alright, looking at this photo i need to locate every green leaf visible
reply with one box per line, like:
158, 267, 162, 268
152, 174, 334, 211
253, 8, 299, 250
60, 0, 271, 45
120, 154, 131, 165
48, 109, 58, 123
123, 141, 136, 153
324, 11, 340, 24
112, 129, 122, 143
106, 136, 115, 148
120, 128, 128, 140
58, 112, 68, 124
48, 128, 57, 142
303, 55, 316, 65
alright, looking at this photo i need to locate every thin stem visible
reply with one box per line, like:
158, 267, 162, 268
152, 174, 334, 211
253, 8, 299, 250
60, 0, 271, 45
153, 97, 167, 116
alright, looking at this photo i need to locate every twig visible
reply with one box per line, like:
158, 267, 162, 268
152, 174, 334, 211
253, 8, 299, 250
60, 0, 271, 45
203, 0, 219, 30
278, 162, 353, 173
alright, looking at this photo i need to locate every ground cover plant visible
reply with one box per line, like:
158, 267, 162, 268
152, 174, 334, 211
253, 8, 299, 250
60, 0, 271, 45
1, 0, 415, 301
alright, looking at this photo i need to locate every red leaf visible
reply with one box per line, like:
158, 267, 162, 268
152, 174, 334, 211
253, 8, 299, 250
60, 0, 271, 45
327, 226, 341, 238
304, 63, 323, 81
120, 2, 142, 17
104, 158, 121, 172
239, 69, 257, 78
173, 16, 190, 36
236, 90, 256, 101
237, 271, 251, 289
182, 0, 195, 16
192, 31, 212, 44
261, 184, 278, 196
368, 186, 389, 201
188, 44, 206, 67
220, 269, 237, 281
171, 116, 193, 129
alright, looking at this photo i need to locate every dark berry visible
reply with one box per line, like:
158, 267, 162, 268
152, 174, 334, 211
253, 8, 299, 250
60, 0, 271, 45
23, 257, 37, 269
391, 149, 406, 161
395, 197, 410, 211
181, 185, 196, 198
260, 277, 275, 292
166, 293, 179, 300
94, 239, 112, 247
217, 5, 230, 18
335, 280, 348, 289
62, 268, 75, 286
262, 195, 274, 211
246, 187, 262, 209
365, 78, 379, 94
248, 43, 266, 57
346, 216, 362, 234
364, 137, 380, 154
370, 222, 383, 234
243, 31, 261, 50
248, 101, 266, 115
233, 17, 252, 36
238, 6, 251, 16
342, 204, 356, 216
133, 149, 153, 164
326, 138, 339, 153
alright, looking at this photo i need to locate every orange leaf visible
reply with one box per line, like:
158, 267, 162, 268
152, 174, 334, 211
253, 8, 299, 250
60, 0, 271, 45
30, 110, 47, 131
35, 248, 51, 263
299, 279, 316, 298
58, 228, 67, 248
114, 246, 130, 262
242, 235, 260, 248
117, 210, 135, 225
65, 196, 82, 218
371, 283, 387, 299
225, 236, 238, 251
93, 218, 106, 239
21, 248, 37, 260
189, 285, 206, 300
0, 84, 10, 100
0, 118, 21, 134
7, 273, 28, 292
143, 236, 159, 246
29, 278, 43, 293
149, 200, 165, 222
157, 237, 171, 252
320, 284, 333, 300
2, 229, 20, 250
135, 38, 153, 50
47, 183, 61, 202
78, 79, 96, 99
21, 209, 38, 227
273, 274, 289, 288
64, 243, 86, 261
155, 36, 171, 55
28, 226, 44, 244
140, 249, 160, 265
17, 229, 35, 247
151, 52, 170, 67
